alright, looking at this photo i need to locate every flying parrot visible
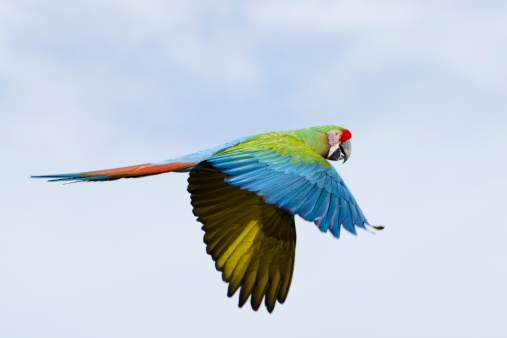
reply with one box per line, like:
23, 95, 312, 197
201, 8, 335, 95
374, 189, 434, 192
32, 125, 382, 312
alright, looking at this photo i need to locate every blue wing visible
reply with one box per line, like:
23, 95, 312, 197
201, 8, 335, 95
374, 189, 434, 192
207, 137, 369, 238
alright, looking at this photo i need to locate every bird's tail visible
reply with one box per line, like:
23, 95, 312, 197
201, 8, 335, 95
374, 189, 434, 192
31, 136, 251, 183
31, 161, 199, 182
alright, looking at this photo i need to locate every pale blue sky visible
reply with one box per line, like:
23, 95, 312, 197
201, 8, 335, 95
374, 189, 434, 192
1, 1, 506, 337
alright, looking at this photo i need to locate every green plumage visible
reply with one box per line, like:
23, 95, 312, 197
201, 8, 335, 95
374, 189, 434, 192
215, 124, 345, 165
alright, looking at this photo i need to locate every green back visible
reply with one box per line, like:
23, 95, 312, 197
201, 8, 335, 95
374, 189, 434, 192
216, 125, 344, 166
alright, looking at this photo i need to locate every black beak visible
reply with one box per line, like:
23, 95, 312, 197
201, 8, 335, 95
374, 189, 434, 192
339, 140, 351, 163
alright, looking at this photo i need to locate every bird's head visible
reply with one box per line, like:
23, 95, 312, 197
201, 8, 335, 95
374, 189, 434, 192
325, 129, 352, 162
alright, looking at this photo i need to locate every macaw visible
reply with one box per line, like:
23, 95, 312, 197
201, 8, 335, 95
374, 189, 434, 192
32, 125, 382, 312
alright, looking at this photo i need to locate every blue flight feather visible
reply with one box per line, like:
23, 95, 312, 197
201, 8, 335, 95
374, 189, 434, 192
258, 175, 301, 197
281, 182, 315, 213
263, 177, 306, 204
315, 193, 331, 231
324, 198, 338, 233
341, 201, 356, 235
309, 190, 329, 222
207, 145, 368, 238
296, 185, 322, 219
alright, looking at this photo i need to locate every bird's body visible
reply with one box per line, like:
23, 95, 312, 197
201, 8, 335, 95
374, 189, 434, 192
32, 125, 380, 312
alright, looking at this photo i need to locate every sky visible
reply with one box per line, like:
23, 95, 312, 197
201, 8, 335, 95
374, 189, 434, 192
1, 1, 507, 337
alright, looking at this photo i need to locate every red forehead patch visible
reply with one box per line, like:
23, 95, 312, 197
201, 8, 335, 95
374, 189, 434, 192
340, 129, 352, 141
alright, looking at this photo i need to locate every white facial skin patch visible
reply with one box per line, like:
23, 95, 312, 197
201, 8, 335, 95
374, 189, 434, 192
326, 130, 341, 160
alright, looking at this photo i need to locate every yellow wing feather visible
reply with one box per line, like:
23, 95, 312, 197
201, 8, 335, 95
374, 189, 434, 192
188, 167, 296, 313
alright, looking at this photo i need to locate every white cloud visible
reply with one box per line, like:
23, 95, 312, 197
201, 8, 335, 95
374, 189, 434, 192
250, 1, 507, 88
252, 0, 418, 31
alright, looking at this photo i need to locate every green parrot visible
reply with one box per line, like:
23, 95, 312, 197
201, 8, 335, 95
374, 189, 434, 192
32, 125, 382, 312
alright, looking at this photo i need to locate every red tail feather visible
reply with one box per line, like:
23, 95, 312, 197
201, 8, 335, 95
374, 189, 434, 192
32, 161, 199, 182
80, 161, 198, 179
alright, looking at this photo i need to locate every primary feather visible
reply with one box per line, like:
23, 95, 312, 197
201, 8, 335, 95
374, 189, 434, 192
32, 125, 380, 312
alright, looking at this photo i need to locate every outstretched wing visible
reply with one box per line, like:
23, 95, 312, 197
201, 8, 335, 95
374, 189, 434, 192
188, 167, 296, 313
207, 132, 369, 238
